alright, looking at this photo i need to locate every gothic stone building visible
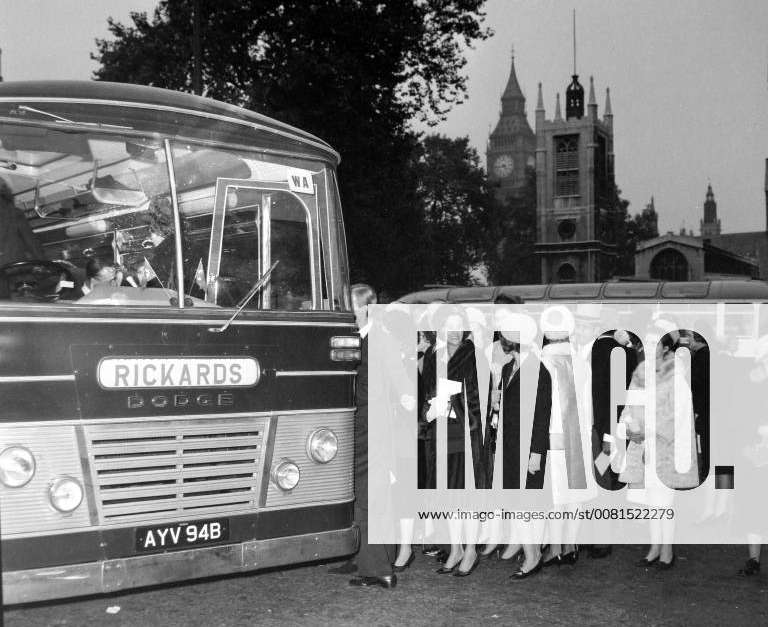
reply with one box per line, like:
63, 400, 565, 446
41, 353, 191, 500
533, 72, 619, 283
486, 52, 536, 202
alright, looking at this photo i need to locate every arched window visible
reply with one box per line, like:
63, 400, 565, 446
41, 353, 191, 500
556, 263, 576, 282
650, 248, 688, 281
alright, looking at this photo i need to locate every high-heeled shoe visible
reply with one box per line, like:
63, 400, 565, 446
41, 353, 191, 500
453, 554, 481, 577
656, 554, 675, 570
635, 555, 660, 568
436, 554, 463, 574
393, 550, 415, 573
738, 558, 761, 576
561, 548, 579, 565
542, 553, 562, 567
510, 556, 543, 580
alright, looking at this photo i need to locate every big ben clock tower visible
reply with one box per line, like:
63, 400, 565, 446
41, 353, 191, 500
486, 48, 535, 202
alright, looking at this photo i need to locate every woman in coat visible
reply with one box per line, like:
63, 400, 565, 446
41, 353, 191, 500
620, 327, 698, 569
421, 311, 486, 575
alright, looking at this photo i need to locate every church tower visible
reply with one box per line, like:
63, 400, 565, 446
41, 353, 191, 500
534, 65, 618, 282
486, 48, 535, 202
700, 183, 721, 237
534, 76, 617, 283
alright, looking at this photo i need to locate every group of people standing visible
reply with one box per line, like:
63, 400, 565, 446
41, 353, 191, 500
337, 287, 768, 590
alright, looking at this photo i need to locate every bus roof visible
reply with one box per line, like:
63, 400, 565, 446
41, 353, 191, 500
397, 280, 768, 303
0, 80, 340, 164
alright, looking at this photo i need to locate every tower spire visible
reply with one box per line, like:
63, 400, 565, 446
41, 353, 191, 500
588, 76, 598, 120
565, 10, 584, 120
554, 93, 563, 121
500, 44, 525, 106
536, 82, 545, 130
573, 9, 577, 75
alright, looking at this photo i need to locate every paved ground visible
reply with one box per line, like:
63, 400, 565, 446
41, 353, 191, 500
4, 545, 767, 626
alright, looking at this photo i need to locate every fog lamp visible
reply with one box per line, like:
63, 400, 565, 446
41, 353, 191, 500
49, 476, 84, 512
271, 459, 300, 491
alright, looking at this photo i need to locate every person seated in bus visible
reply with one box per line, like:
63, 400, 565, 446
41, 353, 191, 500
81, 257, 124, 295
0, 177, 45, 268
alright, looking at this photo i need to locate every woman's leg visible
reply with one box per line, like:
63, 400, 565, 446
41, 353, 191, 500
645, 518, 662, 561
394, 518, 414, 567
457, 519, 480, 571
519, 543, 542, 572
747, 534, 762, 561
658, 516, 675, 563
441, 519, 464, 569
563, 503, 580, 555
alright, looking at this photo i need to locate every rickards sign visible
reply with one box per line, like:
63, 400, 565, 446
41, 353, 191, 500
97, 357, 260, 389
367, 303, 768, 544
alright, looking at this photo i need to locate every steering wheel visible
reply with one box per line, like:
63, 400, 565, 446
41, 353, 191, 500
0, 260, 76, 302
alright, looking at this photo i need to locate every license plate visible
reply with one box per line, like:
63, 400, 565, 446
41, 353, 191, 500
135, 518, 230, 552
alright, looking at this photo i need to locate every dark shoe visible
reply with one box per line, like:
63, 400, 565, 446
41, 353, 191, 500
349, 575, 397, 589
657, 555, 675, 570
635, 555, 660, 568
422, 545, 441, 557
587, 546, 613, 559
542, 553, 562, 567
453, 554, 481, 577
561, 548, 579, 565
436, 557, 462, 574
510, 557, 543, 580
738, 558, 761, 576
435, 564, 457, 574
328, 560, 357, 575
393, 550, 415, 573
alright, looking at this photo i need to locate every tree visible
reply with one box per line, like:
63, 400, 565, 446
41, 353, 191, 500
409, 134, 494, 286
487, 166, 539, 284
615, 194, 659, 276
93, 1, 491, 296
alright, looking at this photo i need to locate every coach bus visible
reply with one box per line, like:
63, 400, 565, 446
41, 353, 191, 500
398, 280, 768, 354
0, 81, 358, 604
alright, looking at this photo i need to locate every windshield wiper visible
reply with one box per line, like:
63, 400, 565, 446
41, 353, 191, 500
17, 105, 75, 123
15, 105, 133, 130
207, 260, 280, 333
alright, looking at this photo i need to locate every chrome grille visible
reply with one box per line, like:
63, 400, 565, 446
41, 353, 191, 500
85, 418, 268, 524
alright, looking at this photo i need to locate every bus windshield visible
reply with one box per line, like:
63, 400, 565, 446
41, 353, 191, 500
0, 108, 346, 311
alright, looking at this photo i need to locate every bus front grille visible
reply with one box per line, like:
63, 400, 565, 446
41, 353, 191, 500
85, 418, 268, 525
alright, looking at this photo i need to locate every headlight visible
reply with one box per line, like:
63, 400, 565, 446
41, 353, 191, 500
270, 459, 300, 491
49, 476, 84, 513
307, 428, 338, 464
0, 446, 36, 488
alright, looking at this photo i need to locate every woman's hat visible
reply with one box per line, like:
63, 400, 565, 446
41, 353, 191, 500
496, 311, 538, 346
540, 305, 575, 340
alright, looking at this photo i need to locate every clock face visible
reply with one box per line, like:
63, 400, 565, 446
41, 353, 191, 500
493, 154, 514, 178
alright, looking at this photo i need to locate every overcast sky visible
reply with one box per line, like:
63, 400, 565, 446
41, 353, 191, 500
1, 0, 766, 235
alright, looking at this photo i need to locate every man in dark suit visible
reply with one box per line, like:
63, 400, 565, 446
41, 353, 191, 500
345, 283, 397, 589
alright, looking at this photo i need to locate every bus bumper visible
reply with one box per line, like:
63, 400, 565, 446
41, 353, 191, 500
3, 525, 358, 605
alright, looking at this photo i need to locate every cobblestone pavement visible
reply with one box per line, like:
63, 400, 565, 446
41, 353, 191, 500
5, 545, 767, 626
